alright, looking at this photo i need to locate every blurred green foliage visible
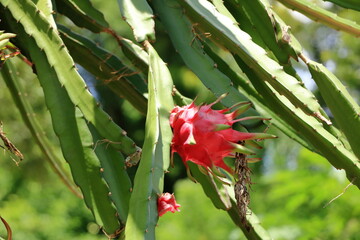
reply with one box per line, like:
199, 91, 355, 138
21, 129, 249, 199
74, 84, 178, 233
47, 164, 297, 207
251, 142, 360, 240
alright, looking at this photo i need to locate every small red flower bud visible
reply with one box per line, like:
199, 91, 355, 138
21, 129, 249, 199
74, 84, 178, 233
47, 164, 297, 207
170, 101, 273, 173
157, 193, 181, 217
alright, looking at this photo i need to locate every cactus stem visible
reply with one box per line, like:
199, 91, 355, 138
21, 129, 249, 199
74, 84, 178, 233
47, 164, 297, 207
299, 52, 309, 64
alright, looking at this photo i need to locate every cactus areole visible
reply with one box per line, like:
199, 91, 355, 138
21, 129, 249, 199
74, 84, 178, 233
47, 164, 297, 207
170, 100, 271, 174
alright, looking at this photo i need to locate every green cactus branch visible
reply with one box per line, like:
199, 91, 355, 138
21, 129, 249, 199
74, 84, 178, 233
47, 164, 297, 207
300, 53, 360, 160
89, 124, 132, 225
1, 3, 129, 235
125, 42, 174, 239
75, 109, 122, 235
234, 53, 360, 187
31, 0, 56, 29
1, 60, 82, 199
324, 0, 360, 11
228, 0, 295, 64
227, 201, 273, 240
222, 0, 304, 84
276, 0, 360, 37
202, 42, 317, 151
117, 0, 156, 42
1, 0, 138, 156
54, 0, 109, 33
54, 0, 150, 76
58, 25, 148, 115
189, 163, 272, 240
153, 0, 257, 112
240, 0, 353, 146
173, 0, 360, 188
8, 23, 119, 235
179, 0, 331, 127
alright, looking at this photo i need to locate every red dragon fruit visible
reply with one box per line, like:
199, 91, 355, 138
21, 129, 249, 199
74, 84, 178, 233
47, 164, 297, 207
170, 100, 273, 174
157, 193, 181, 217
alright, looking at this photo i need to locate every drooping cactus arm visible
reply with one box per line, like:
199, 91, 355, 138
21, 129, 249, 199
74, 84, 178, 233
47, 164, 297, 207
179, 0, 331, 126
54, 0, 109, 32
1, 0, 138, 156
173, 0, 360, 189
1, 60, 82, 199
276, 0, 360, 37
305, 56, 360, 160
58, 25, 148, 115
2, 17, 120, 236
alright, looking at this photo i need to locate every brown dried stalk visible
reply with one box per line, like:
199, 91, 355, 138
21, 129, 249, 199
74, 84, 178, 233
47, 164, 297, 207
234, 150, 252, 231
0, 216, 12, 240
0, 122, 23, 165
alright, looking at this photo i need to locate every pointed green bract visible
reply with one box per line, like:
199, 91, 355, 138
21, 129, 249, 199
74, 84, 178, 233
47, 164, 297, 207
125, 43, 174, 240
172, 88, 193, 106
0, 31, 16, 50
232, 102, 253, 117
215, 124, 232, 131
307, 60, 360, 159
1, 0, 137, 156
117, 0, 155, 42
277, 0, 360, 37
232, 143, 256, 155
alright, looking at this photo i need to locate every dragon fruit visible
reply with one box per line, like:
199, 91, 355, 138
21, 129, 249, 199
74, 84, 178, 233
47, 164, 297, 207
170, 100, 273, 174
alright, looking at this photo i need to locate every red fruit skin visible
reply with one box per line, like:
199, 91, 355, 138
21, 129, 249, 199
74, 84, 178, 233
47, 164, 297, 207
170, 102, 258, 173
157, 193, 181, 217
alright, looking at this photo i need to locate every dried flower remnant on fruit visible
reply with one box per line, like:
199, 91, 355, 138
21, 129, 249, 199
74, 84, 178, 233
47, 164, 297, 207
157, 193, 181, 217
